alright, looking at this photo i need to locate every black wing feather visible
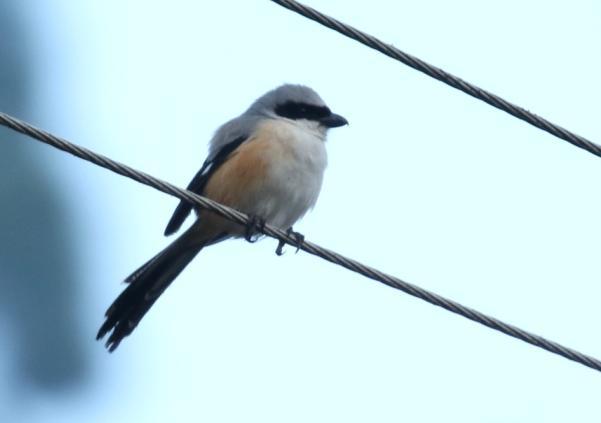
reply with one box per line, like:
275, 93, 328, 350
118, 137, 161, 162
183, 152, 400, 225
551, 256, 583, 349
163, 136, 247, 236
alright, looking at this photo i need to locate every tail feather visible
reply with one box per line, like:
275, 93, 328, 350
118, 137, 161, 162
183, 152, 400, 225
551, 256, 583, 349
97, 230, 204, 352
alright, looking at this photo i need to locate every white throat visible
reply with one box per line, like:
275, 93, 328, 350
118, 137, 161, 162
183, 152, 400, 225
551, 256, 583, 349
285, 117, 327, 141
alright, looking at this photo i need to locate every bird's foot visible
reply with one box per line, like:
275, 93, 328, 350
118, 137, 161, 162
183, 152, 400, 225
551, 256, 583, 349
275, 227, 305, 256
245, 215, 266, 243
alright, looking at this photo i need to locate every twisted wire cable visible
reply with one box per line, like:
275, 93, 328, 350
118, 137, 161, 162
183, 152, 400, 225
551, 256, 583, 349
271, 0, 601, 159
1, 111, 600, 373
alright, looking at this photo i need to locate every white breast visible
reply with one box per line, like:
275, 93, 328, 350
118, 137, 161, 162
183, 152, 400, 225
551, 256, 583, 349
251, 119, 328, 229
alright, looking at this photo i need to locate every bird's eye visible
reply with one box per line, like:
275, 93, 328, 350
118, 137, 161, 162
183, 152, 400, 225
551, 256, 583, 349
274, 101, 329, 121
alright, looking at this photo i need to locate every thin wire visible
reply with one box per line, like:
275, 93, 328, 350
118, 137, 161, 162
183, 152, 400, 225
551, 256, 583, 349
1, 111, 600, 373
271, 0, 601, 160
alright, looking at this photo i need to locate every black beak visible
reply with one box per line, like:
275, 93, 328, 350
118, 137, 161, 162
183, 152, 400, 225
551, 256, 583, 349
320, 113, 348, 128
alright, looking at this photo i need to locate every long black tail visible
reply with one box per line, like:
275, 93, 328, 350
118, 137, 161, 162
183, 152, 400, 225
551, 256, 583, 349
97, 228, 204, 352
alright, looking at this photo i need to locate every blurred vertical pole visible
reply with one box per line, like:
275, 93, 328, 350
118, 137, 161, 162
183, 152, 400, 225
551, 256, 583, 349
0, 0, 89, 396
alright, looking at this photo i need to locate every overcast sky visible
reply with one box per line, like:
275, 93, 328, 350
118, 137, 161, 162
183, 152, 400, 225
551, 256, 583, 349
3, 1, 601, 422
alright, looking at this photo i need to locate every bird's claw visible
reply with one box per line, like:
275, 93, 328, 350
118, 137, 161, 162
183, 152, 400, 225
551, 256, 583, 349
245, 215, 266, 243
276, 228, 305, 256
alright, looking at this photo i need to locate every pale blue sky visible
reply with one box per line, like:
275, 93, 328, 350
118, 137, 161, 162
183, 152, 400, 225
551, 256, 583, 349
3, 1, 601, 421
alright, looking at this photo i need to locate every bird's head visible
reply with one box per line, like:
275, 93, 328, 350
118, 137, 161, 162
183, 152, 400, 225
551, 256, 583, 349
249, 84, 348, 135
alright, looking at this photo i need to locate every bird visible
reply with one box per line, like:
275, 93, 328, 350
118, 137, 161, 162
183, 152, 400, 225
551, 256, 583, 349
96, 84, 348, 351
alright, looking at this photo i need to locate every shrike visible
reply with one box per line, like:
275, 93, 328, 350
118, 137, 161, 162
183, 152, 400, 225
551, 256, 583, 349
97, 84, 347, 351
